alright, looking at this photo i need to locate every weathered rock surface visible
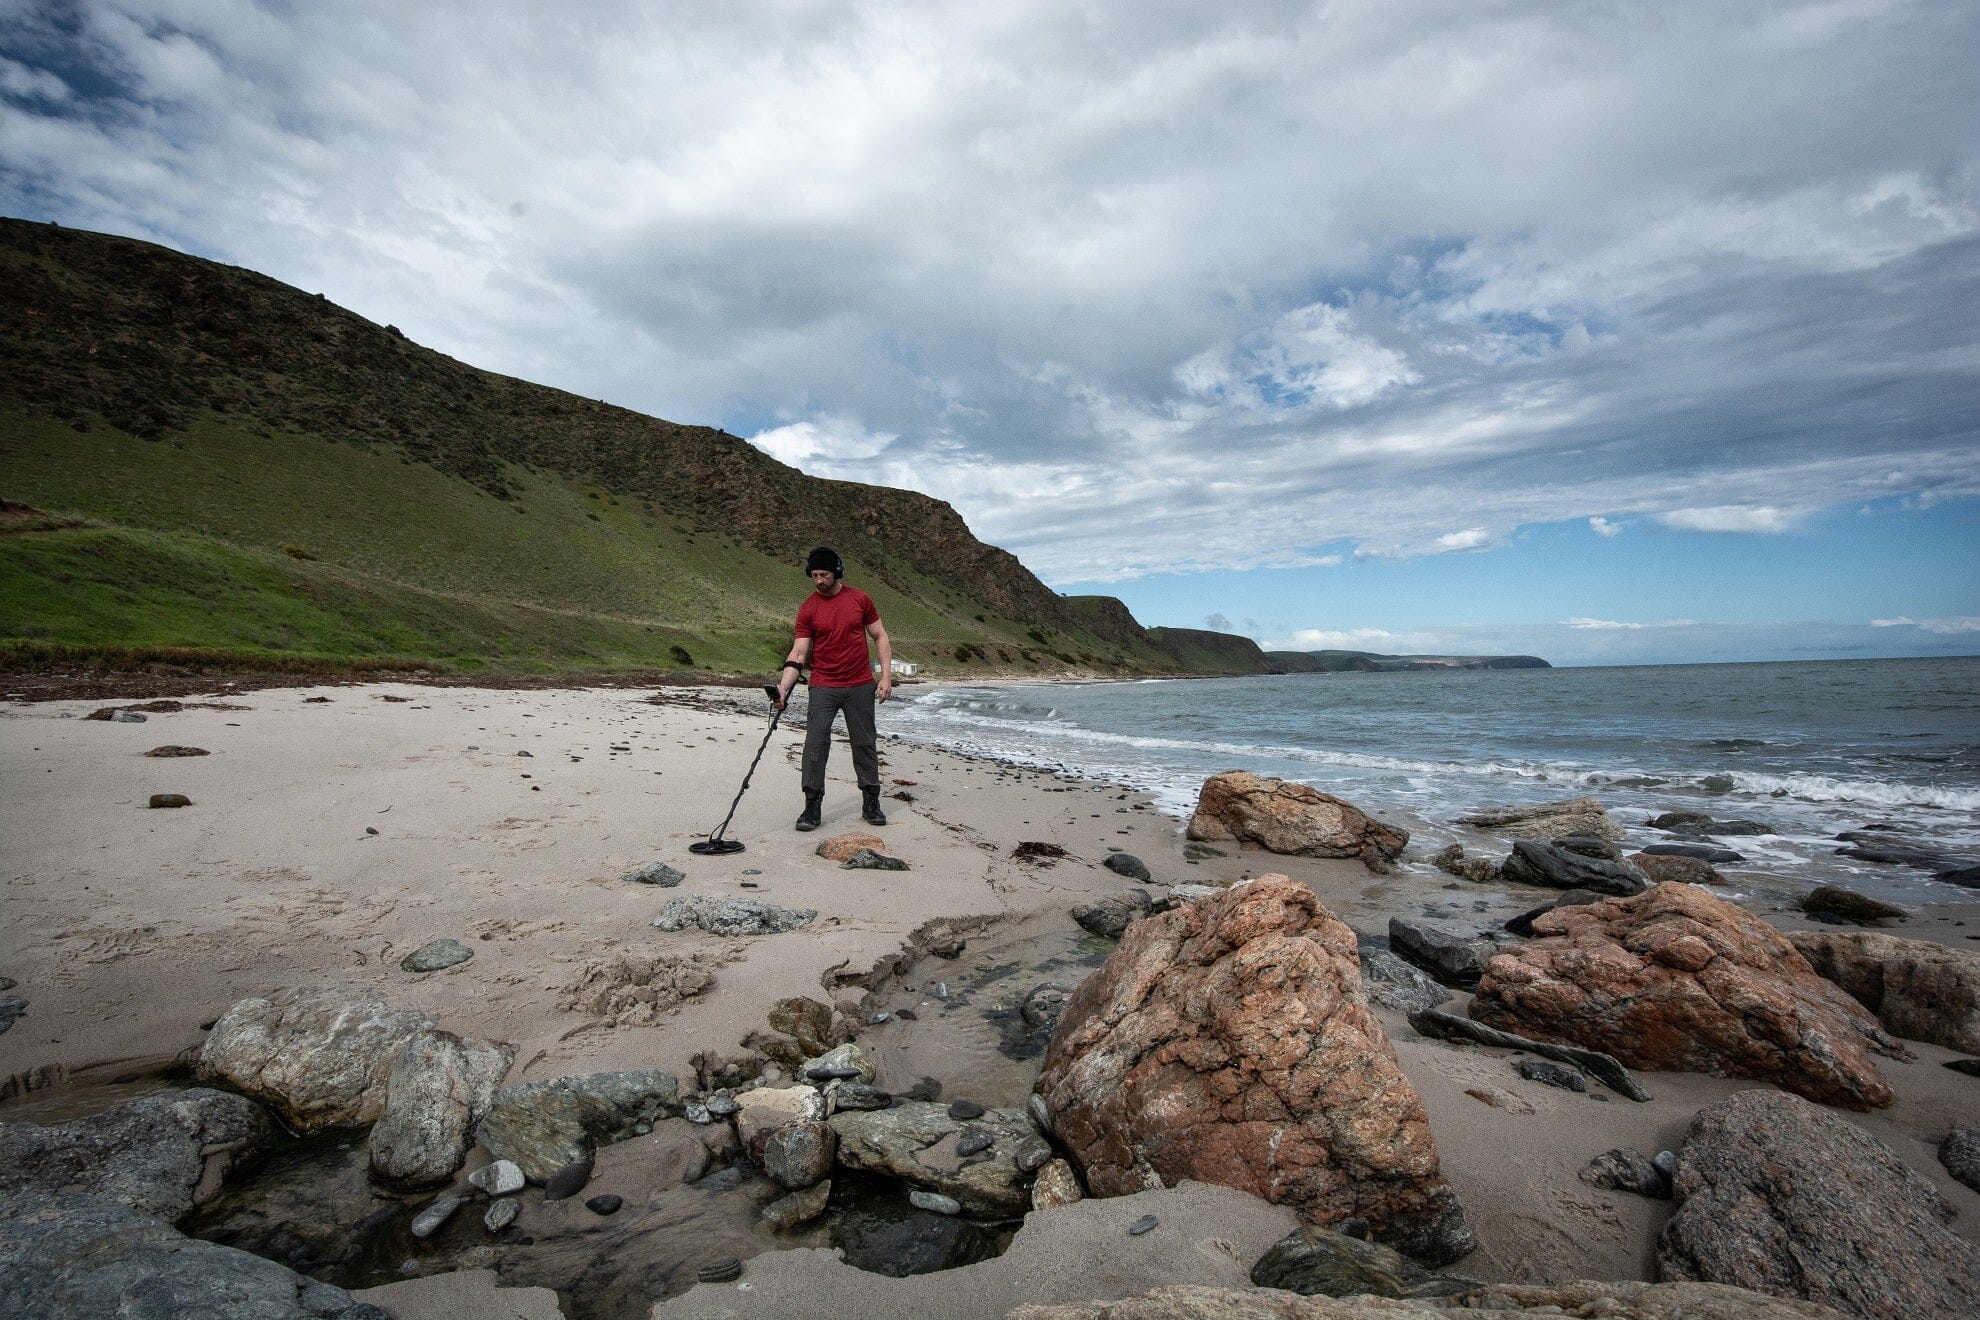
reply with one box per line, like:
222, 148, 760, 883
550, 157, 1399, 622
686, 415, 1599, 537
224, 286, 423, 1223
1072, 890, 1155, 940
1797, 885, 1905, 925
843, 848, 909, 870
762, 1119, 836, 1190
1456, 796, 1622, 844
0, 1088, 277, 1224
1008, 1281, 1850, 1318
367, 1029, 513, 1185
1186, 772, 1408, 865
769, 996, 839, 1056
762, 1179, 832, 1228
1429, 843, 1500, 884
197, 986, 434, 1132
1358, 948, 1449, 1016
1940, 1127, 1980, 1193
1641, 842, 1743, 863
1499, 839, 1648, 896
1787, 929, 1980, 1053
1502, 888, 1605, 937
802, 1041, 879, 1086
816, 832, 886, 862
1628, 852, 1725, 887
735, 1084, 827, 1159
1658, 1089, 1978, 1319
399, 937, 473, 973
1385, 919, 1494, 990
828, 1102, 1051, 1218
1250, 1225, 1477, 1299
0, 1192, 389, 1320
1036, 874, 1472, 1263
622, 860, 686, 886
1031, 1158, 1084, 1210
475, 1069, 680, 1181
1471, 883, 1905, 1109
1580, 1148, 1669, 1198
652, 894, 816, 935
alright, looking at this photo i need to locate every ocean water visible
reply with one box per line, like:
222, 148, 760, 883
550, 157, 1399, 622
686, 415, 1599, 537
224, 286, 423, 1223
885, 657, 1980, 907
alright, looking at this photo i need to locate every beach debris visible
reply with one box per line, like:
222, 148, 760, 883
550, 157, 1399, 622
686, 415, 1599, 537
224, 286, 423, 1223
199, 986, 434, 1132
1430, 843, 1501, 884
1456, 795, 1622, 844
1500, 839, 1648, 895
1186, 772, 1409, 867
1579, 1147, 1670, 1198
367, 1029, 512, 1186
1386, 917, 1498, 990
467, 1159, 525, 1196
1071, 890, 1154, 940
1101, 852, 1152, 881
1357, 948, 1449, 1016
1788, 929, 1980, 1053
477, 1070, 681, 1182
1250, 1224, 1480, 1299
762, 1179, 831, 1228
1038, 873, 1473, 1264
1517, 1059, 1587, 1092
0, 1089, 277, 1224
147, 793, 191, 809
909, 1188, 962, 1215
621, 860, 686, 886
411, 1192, 467, 1238
763, 1120, 837, 1190
144, 745, 208, 757
399, 938, 473, 973
815, 831, 885, 862
1798, 885, 1906, 925
828, 1101, 1050, 1218
652, 894, 816, 936
585, 1193, 623, 1215
1659, 1090, 1978, 1317
543, 1157, 593, 1200
484, 1198, 520, 1232
1408, 1009, 1648, 1101
1029, 1158, 1083, 1211
562, 948, 714, 1026
695, 1257, 743, 1284
842, 847, 909, 870
1941, 1128, 1980, 1194
1472, 883, 1905, 1109
1013, 840, 1069, 863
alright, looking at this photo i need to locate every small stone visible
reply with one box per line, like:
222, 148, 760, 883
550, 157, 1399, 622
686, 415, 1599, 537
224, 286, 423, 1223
956, 1130, 994, 1157
832, 1083, 891, 1111
909, 1188, 962, 1215
623, 861, 686, 886
364, 826, 379, 835
484, 1199, 519, 1232
585, 1194, 624, 1215
1103, 853, 1152, 881
543, 1157, 593, 1200
806, 1065, 864, 1082
1027, 1093, 1053, 1136
517, 749, 532, 756
1945, 1058, 1980, 1078
467, 1159, 525, 1195
148, 793, 191, 808
1030, 1158, 1083, 1211
704, 1093, 740, 1117
411, 1194, 466, 1238
947, 1099, 984, 1120
1580, 1147, 1670, 1199
697, 1257, 742, 1284
1127, 1214, 1160, 1236
895, 1009, 918, 1022
400, 938, 473, 973
111, 710, 148, 723
1519, 1059, 1588, 1092
842, 848, 909, 871
762, 1179, 831, 1228
684, 1103, 712, 1124
145, 745, 208, 757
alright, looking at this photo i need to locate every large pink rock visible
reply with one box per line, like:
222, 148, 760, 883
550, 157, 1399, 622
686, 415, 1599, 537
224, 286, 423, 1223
1185, 772, 1408, 865
1035, 875, 1471, 1264
1471, 883, 1906, 1110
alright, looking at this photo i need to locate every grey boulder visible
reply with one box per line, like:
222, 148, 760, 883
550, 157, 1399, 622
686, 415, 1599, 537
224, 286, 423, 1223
1455, 796, 1621, 843
1072, 891, 1154, 940
1386, 918, 1495, 990
828, 1101, 1052, 1218
367, 1029, 513, 1185
1500, 839, 1648, 896
1102, 853, 1152, 882
1358, 948, 1450, 1015
197, 986, 434, 1132
1249, 1224, 1477, 1298
399, 939, 473, 973
476, 1069, 681, 1182
652, 895, 816, 936
622, 861, 686, 886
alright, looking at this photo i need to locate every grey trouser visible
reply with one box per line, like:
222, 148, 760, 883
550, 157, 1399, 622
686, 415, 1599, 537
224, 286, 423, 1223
802, 682, 879, 795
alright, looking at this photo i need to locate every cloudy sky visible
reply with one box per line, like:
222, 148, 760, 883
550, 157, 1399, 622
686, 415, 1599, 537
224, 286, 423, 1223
4, 0, 1977, 664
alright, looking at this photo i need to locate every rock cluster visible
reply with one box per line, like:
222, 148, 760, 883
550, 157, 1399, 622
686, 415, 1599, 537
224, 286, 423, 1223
476, 1069, 681, 1182
1036, 874, 1472, 1263
1186, 772, 1408, 866
1470, 882, 1906, 1109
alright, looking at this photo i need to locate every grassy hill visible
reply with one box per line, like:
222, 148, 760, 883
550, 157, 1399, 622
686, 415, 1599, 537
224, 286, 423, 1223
0, 219, 1184, 680
1146, 627, 1275, 675
1265, 649, 1551, 673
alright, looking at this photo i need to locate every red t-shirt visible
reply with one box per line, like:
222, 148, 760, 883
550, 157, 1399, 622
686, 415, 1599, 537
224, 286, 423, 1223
796, 586, 879, 688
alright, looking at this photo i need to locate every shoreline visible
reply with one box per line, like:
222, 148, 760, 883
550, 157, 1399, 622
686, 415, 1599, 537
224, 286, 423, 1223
3, 680, 1975, 1316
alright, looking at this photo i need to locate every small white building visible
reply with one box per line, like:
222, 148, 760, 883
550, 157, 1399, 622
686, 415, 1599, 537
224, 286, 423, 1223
889, 659, 919, 677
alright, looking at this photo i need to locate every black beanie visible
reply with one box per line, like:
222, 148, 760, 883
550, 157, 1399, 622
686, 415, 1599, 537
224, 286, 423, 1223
805, 546, 844, 578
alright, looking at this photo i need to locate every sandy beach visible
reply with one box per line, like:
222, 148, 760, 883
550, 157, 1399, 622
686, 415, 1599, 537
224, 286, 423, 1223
3, 681, 1976, 1317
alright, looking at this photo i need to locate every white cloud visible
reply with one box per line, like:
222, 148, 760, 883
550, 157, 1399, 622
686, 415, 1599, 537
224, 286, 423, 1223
1565, 617, 1699, 630
1870, 616, 1915, 627
1274, 627, 1401, 651
1435, 528, 1492, 552
1589, 516, 1621, 538
1922, 616, 1980, 634
1658, 506, 1797, 534
746, 415, 896, 469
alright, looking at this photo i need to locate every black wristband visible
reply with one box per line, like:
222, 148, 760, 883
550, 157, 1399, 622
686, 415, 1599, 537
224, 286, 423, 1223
781, 661, 805, 673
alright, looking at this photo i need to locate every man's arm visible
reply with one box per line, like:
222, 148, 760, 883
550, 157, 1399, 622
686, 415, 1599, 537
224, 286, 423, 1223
775, 637, 812, 710
868, 619, 893, 703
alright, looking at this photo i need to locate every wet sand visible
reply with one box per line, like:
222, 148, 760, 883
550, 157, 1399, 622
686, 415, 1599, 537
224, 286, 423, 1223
3, 682, 1975, 1318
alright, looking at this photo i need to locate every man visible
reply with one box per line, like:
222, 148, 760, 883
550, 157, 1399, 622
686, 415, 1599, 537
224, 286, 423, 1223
773, 546, 893, 831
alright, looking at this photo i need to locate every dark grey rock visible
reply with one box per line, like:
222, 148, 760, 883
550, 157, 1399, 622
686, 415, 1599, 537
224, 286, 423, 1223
831, 1200, 996, 1277
1555, 835, 1620, 861
842, 848, 910, 871
1836, 841, 1955, 869
1503, 888, 1606, 936
585, 1193, 623, 1215
478, 1069, 679, 1182
1940, 1127, 1980, 1194
1102, 853, 1152, 882
1799, 885, 1907, 924
1127, 1214, 1160, 1236
0, 1088, 278, 1225
1250, 1224, 1478, 1299
622, 861, 686, 886
1387, 918, 1493, 990
1358, 948, 1450, 1015
947, 1099, 984, 1120
696, 1257, 743, 1283
484, 1198, 520, 1232
0, 996, 25, 1034
1641, 842, 1744, 863
1071, 891, 1153, 940
652, 895, 816, 935
1518, 1059, 1586, 1092
1648, 811, 1713, 830
542, 1157, 593, 1200
410, 1193, 467, 1238
148, 793, 191, 808
1946, 1058, 1980, 1077
1182, 843, 1226, 861
1580, 1147, 1669, 1198
1659, 1089, 1978, 1319
831, 1083, 892, 1111
145, 745, 209, 757
1020, 981, 1071, 1030
0, 1192, 385, 1319
1408, 1008, 1650, 1101
399, 938, 473, 973
1936, 863, 1980, 888
1501, 840, 1648, 895
762, 1119, 835, 1190
956, 1130, 994, 1157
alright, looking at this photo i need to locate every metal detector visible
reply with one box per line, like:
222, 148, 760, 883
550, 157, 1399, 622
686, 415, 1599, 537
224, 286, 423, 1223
688, 684, 788, 856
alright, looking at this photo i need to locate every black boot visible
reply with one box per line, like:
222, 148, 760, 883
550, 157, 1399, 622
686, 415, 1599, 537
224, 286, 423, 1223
861, 786, 887, 827
795, 791, 823, 832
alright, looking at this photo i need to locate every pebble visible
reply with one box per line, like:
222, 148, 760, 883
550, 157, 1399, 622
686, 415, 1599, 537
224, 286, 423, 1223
517, 750, 531, 756
544, 1157, 593, 1201
947, 1099, 985, 1120
895, 1009, 918, 1021
807, 1065, 864, 1082
956, 1130, 994, 1157
705, 1094, 740, 1117
870, 1012, 892, 1024
411, 1194, 466, 1239
148, 793, 191, 809
484, 1199, 520, 1232
1127, 1214, 1160, 1236
932, 982, 949, 1001
697, 1258, 743, 1284
684, 1103, 712, 1124
585, 1194, 623, 1215
467, 1159, 525, 1195
909, 1189, 962, 1216
111, 710, 147, 723
365, 826, 379, 835
1519, 1059, 1588, 1092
